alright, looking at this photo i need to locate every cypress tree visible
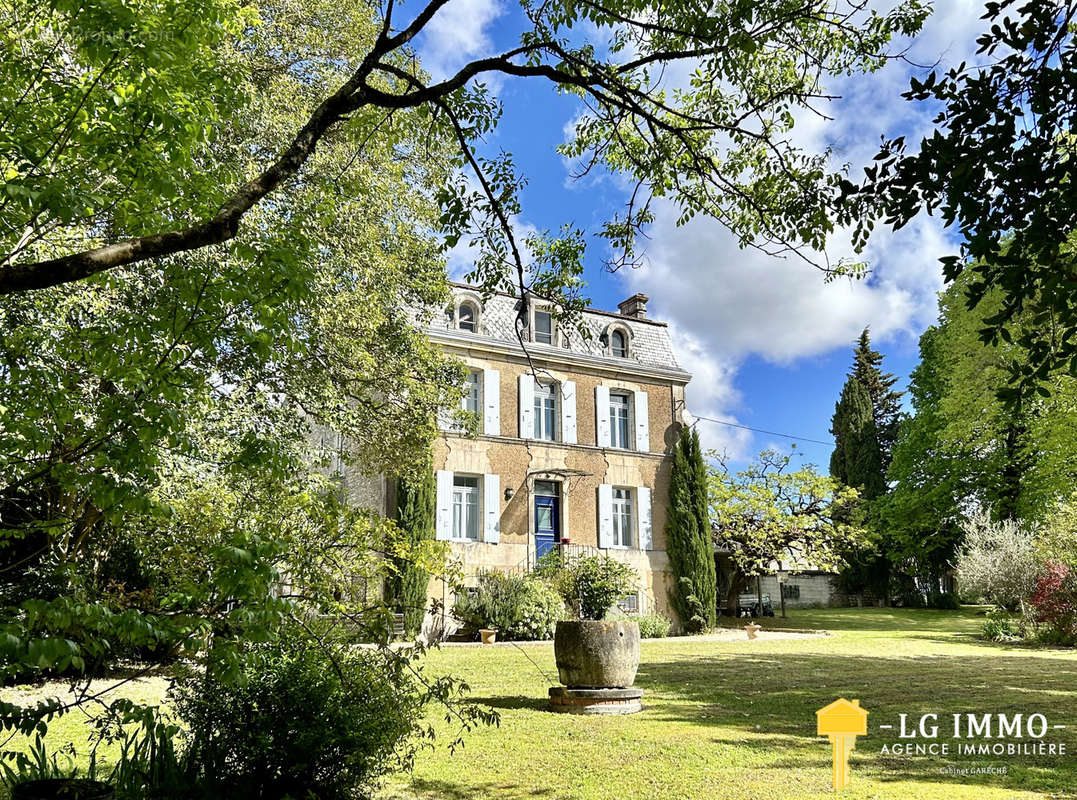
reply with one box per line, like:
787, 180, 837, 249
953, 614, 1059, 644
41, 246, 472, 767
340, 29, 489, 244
850, 328, 903, 469
666, 427, 717, 631
388, 468, 436, 637
830, 380, 885, 500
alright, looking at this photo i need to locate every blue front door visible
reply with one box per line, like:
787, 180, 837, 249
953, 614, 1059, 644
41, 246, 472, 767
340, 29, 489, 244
534, 494, 560, 561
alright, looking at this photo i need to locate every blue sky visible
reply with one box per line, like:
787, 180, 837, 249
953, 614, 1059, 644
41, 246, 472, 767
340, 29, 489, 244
416, 1, 988, 469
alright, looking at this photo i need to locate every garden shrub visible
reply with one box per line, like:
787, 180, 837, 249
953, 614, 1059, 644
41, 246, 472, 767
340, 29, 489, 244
453, 572, 566, 640
172, 639, 428, 800
954, 511, 1040, 611
929, 592, 961, 610
634, 611, 671, 638
981, 610, 1021, 643
557, 555, 638, 620
1029, 562, 1077, 645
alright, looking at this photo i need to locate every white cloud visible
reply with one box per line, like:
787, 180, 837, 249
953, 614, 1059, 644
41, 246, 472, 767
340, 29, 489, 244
417, 0, 504, 81
614, 5, 991, 448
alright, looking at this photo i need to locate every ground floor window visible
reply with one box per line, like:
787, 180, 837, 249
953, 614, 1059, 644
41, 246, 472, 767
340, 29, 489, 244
452, 475, 480, 541
612, 488, 633, 547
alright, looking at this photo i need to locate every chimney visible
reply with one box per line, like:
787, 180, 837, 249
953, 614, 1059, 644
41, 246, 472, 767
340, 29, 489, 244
617, 293, 649, 319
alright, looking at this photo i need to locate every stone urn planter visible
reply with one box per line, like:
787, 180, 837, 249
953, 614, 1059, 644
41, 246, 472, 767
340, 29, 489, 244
554, 619, 640, 687
745, 622, 762, 640
479, 628, 498, 644
550, 620, 643, 714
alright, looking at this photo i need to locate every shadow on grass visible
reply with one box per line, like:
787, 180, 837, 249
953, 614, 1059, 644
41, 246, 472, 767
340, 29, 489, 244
636, 649, 1077, 794
402, 778, 554, 799
466, 694, 550, 712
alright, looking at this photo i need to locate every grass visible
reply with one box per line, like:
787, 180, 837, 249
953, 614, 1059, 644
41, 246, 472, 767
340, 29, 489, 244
384, 607, 1077, 800
5, 608, 1077, 799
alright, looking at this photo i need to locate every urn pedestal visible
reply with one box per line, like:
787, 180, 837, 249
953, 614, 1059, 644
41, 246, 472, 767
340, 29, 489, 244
550, 620, 643, 715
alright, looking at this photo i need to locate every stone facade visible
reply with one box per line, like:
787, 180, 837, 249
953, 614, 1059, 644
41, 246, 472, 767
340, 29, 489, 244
425, 286, 692, 632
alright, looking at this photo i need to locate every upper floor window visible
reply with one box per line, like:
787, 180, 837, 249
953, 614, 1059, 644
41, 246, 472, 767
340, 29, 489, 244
456, 299, 480, 332
452, 475, 481, 541
611, 329, 628, 357
609, 391, 631, 449
534, 309, 554, 345
462, 370, 481, 416
534, 381, 558, 441
612, 488, 634, 547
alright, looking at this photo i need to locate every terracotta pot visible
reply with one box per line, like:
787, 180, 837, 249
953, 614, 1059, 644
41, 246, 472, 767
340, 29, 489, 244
554, 620, 640, 688
479, 628, 498, 644
745, 623, 762, 640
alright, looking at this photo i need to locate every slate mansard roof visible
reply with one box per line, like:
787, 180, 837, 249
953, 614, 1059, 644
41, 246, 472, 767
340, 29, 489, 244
418, 283, 687, 377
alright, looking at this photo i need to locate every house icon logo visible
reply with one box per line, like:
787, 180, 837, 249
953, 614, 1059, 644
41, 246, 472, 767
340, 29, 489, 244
816, 698, 868, 790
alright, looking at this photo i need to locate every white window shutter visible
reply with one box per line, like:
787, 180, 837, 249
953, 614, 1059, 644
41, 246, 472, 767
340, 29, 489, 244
483, 369, 500, 436
519, 373, 535, 438
483, 474, 500, 544
595, 385, 611, 447
435, 470, 453, 541
636, 486, 653, 550
597, 483, 614, 548
561, 381, 577, 444
633, 390, 650, 452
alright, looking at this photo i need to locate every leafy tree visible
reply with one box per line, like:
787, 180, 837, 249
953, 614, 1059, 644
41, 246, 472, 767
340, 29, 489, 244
858, 0, 1077, 394
829, 379, 885, 500
850, 329, 904, 465
829, 330, 899, 600
665, 428, 716, 632
0, 0, 470, 744
879, 270, 1077, 586
388, 470, 438, 637
709, 450, 864, 613
0, 0, 928, 302
954, 511, 1040, 612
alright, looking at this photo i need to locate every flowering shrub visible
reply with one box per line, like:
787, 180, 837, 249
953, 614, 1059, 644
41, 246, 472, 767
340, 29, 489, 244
1029, 562, 1077, 645
453, 573, 566, 641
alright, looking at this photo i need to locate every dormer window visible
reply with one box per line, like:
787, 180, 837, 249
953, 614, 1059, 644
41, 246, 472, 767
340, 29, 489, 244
611, 330, 628, 358
534, 309, 554, 345
459, 302, 477, 332
604, 323, 631, 358
454, 297, 481, 333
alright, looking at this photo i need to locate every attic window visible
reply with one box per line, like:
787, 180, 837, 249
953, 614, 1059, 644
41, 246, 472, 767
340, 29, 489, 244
457, 300, 479, 332
611, 330, 628, 357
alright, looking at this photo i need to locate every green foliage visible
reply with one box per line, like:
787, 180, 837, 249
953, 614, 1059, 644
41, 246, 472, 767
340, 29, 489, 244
830, 375, 885, 501
880, 271, 1077, 583
556, 556, 638, 621
981, 610, 1022, 644
954, 511, 1040, 612
710, 450, 864, 611
0, 0, 928, 304
453, 573, 567, 641
665, 428, 716, 632
389, 471, 438, 638
862, 0, 1077, 394
171, 639, 436, 800
634, 611, 671, 639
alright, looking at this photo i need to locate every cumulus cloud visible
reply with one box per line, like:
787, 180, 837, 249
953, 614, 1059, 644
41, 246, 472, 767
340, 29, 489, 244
417, 0, 504, 81
614, 5, 992, 448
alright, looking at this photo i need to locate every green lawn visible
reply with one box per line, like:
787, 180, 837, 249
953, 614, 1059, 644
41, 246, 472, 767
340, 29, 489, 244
5, 608, 1077, 799
384, 608, 1077, 800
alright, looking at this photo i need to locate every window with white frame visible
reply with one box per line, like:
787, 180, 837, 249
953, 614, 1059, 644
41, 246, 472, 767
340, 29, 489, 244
611, 329, 628, 357
534, 309, 554, 345
457, 300, 479, 332
451, 476, 480, 540
612, 488, 633, 547
534, 381, 558, 441
609, 391, 631, 449
462, 370, 481, 416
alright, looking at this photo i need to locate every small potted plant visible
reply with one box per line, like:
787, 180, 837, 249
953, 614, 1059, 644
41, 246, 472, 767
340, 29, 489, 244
479, 627, 498, 644
553, 556, 640, 688
745, 621, 762, 640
